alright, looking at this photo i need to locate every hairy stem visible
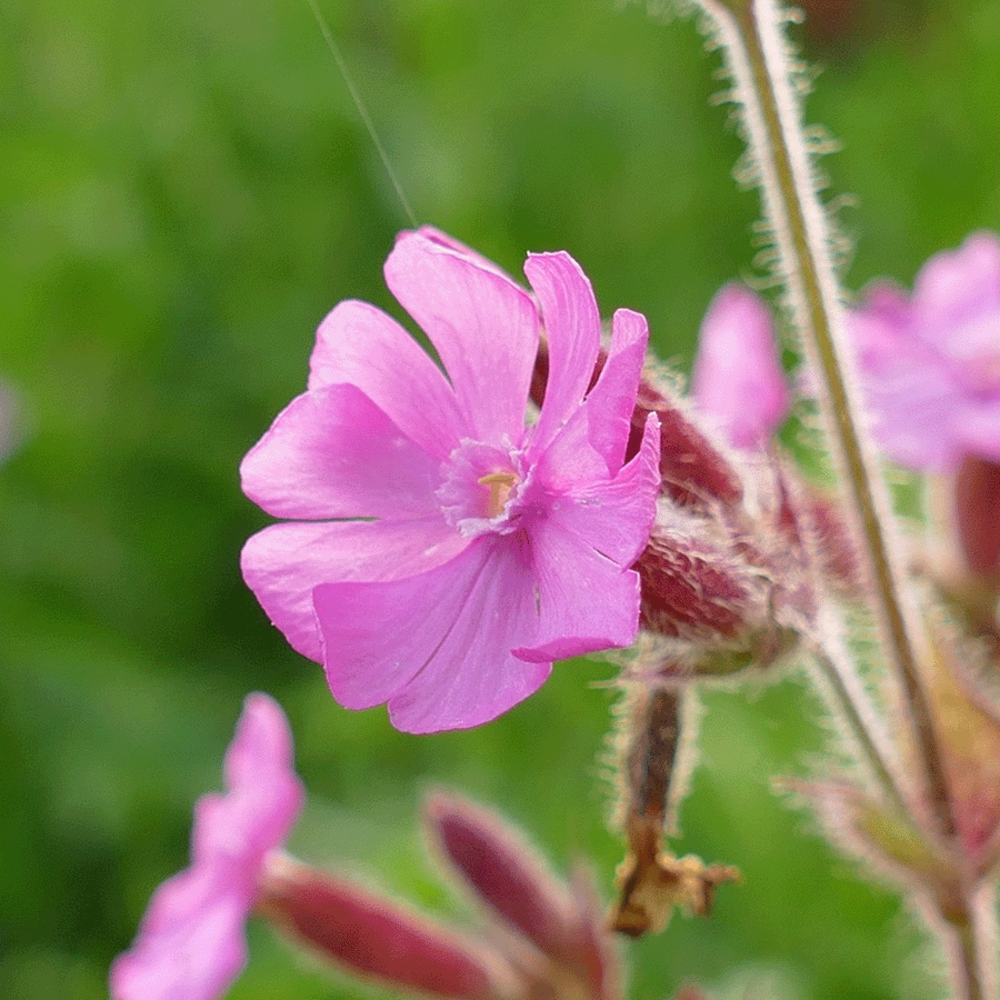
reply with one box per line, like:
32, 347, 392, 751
811, 638, 907, 818
702, 0, 954, 839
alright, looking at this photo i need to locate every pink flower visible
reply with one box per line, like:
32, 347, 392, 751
241, 229, 661, 734
691, 283, 789, 449
110, 694, 304, 1000
850, 231, 1000, 471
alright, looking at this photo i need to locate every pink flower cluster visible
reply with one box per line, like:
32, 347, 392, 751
241, 229, 660, 734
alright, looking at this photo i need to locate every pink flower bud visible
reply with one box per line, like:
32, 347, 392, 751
425, 792, 576, 959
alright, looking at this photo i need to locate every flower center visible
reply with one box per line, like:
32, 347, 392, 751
478, 471, 518, 518
436, 439, 533, 538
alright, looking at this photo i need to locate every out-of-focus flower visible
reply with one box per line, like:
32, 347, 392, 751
850, 231, 1000, 472
691, 283, 789, 451
241, 229, 660, 734
110, 694, 303, 1000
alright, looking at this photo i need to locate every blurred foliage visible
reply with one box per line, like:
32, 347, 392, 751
1, 0, 998, 998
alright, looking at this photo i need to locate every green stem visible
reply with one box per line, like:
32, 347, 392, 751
708, 0, 954, 839
811, 640, 908, 818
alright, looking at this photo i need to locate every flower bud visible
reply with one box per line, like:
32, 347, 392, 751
424, 792, 619, 1000
691, 284, 789, 452
425, 792, 577, 963
634, 378, 745, 510
635, 512, 801, 675
257, 855, 512, 1000
798, 780, 963, 921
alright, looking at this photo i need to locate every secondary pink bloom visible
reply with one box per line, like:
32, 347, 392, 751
850, 231, 1000, 471
691, 283, 789, 449
241, 229, 661, 733
110, 694, 304, 1000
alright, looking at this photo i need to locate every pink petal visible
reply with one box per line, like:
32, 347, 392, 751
867, 383, 968, 471
850, 283, 915, 374
308, 299, 464, 461
110, 868, 249, 1000
691, 283, 789, 449
590, 309, 653, 470
856, 332, 969, 471
514, 529, 640, 664
110, 696, 303, 1000
241, 519, 465, 662
411, 226, 518, 282
384, 232, 540, 446
523, 252, 602, 456
514, 416, 659, 662
314, 539, 551, 733
534, 307, 650, 486
198, 694, 303, 869
241, 384, 441, 521
914, 231, 1000, 338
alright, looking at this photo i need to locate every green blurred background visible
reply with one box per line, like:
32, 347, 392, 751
2, 0, 998, 997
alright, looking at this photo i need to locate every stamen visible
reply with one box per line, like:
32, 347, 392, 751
478, 471, 517, 518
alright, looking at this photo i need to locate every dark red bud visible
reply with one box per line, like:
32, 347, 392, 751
257, 856, 510, 1000
425, 792, 576, 963
633, 380, 744, 510
424, 792, 620, 1000
637, 526, 766, 644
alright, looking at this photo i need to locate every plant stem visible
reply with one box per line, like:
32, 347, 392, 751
940, 893, 995, 1000
811, 638, 908, 818
705, 0, 954, 839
